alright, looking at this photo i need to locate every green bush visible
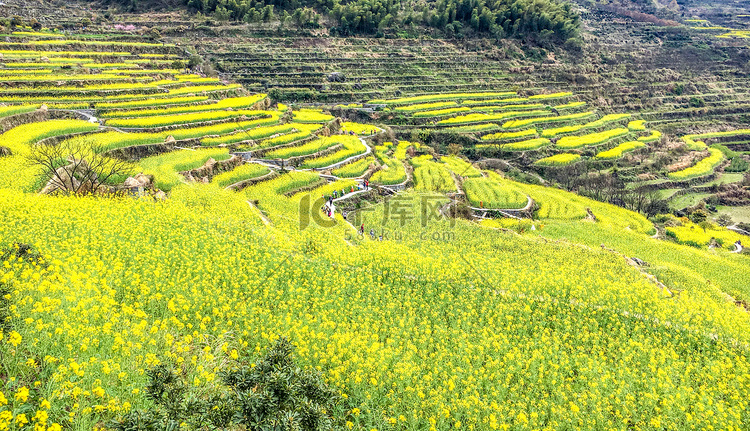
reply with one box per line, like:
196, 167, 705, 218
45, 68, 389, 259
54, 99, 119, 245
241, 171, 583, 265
726, 157, 749, 173
110, 337, 342, 431
689, 97, 705, 108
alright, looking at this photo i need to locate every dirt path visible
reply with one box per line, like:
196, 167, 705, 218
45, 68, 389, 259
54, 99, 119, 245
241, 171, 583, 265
246, 200, 271, 225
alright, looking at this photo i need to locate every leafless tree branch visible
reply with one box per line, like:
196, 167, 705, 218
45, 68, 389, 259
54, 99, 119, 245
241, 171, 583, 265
26, 139, 130, 195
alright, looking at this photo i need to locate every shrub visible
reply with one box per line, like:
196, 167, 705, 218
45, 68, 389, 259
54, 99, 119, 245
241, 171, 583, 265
717, 214, 733, 227
690, 208, 709, 224
689, 97, 705, 108
725, 157, 749, 173
110, 337, 342, 431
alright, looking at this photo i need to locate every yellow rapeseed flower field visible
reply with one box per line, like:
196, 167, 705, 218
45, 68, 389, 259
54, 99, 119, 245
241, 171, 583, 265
0, 29, 749, 431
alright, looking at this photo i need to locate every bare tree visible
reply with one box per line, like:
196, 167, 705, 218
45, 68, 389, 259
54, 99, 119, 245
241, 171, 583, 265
27, 139, 130, 195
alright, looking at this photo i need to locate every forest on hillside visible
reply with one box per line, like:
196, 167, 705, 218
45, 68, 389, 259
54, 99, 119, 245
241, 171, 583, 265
116, 0, 580, 42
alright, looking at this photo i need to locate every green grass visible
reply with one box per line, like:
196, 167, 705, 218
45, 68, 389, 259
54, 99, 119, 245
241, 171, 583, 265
106, 110, 271, 129
502, 111, 596, 129
594, 141, 646, 160
244, 170, 321, 195
478, 137, 550, 151
481, 129, 537, 141
370, 162, 407, 185
463, 176, 528, 209
556, 128, 629, 149
0, 104, 38, 118
213, 163, 270, 188
440, 156, 483, 177
99, 95, 267, 119
263, 137, 340, 159
413, 162, 455, 192
437, 110, 550, 126
542, 114, 631, 138
534, 153, 582, 166
332, 156, 375, 178
137, 148, 231, 191
669, 192, 713, 209
370, 91, 516, 106
715, 205, 750, 224
702, 172, 745, 186
298, 136, 365, 169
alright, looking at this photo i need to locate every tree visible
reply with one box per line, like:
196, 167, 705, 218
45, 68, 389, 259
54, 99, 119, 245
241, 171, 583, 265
717, 214, 733, 227
26, 140, 130, 195
262, 4, 275, 21
447, 143, 462, 156
29, 19, 42, 31
10, 16, 24, 27
188, 54, 203, 68
690, 208, 709, 224
147, 27, 161, 39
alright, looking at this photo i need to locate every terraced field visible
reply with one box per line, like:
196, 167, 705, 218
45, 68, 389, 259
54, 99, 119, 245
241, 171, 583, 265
194, 10, 750, 135
0, 18, 749, 431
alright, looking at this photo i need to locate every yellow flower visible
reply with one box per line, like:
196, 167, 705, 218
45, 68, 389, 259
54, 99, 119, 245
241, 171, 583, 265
569, 402, 580, 413
7, 331, 21, 347
15, 386, 30, 403
0, 411, 12, 429
40, 399, 51, 410
516, 412, 528, 424
0, 391, 7, 407
48, 423, 63, 431
16, 413, 29, 427
92, 387, 105, 398
33, 410, 48, 425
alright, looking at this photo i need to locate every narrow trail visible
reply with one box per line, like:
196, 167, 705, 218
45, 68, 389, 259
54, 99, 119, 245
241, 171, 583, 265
312, 137, 372, 171
236, 136, 381, 204
246, 200, 271, 226
333, 186, 371, 203
242, 136, 370, 178
469, 195, 533, 220
376, 159, 413, 193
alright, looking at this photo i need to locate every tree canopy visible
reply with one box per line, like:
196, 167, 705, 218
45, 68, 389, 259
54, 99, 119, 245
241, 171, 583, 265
183, 0, 579, 42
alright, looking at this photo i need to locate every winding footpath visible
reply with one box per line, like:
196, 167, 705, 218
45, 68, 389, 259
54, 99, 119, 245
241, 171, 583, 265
469, 195, 534, 220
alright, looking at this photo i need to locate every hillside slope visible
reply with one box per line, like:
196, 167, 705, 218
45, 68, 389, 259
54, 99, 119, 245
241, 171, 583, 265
0, 16, 747, 431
